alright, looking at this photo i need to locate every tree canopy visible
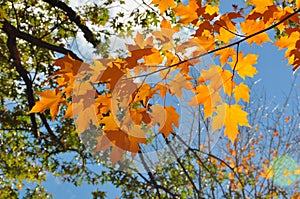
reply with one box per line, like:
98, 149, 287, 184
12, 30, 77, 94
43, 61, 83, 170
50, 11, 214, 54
0, 0, 299, 198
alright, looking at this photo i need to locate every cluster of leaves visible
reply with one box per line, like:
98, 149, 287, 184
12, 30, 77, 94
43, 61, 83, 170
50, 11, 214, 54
30, 0, 299, 159
0, 0, 299, 198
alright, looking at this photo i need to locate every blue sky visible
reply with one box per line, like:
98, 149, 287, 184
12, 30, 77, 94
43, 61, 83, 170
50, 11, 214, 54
41, 1, 299, 198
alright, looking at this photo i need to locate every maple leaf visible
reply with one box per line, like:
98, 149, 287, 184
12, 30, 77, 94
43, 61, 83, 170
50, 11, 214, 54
29, 89, 64, 121
189, 84, 222, 118
229, 52, 258, 79
144, 49, 164, 66
250, 0, 273, 13
274, 31, 299, 55
53, 54, 84, 75
99, 64, 125, 90
212, 103, 250, 143
214, 47, 235, 66
149, 105, 166, 127
204, 4, 219, 16
155, 83, 170, 98
160, 18, 180, 32
151, 0, 175, 14
132, 84, 156, 107
193, 30, 216, 51
169, 73, 193, 98
126, 108, 150, 125
173, 0, 200, 24
216, 27, 236, 44
72, 97, 99, 133
160, 106, 179, 137
233, 82, 250, 103
240, 20, 271, 46
101, 113, 120, 131
198, 65, 236, 96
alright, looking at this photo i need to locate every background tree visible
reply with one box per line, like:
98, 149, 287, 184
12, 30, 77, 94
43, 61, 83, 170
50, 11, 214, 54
0, 0, 299, 198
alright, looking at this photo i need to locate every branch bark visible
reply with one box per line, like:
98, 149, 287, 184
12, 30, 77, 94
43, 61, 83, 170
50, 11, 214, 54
2, 20, 82, 61
42, 0, 100, 48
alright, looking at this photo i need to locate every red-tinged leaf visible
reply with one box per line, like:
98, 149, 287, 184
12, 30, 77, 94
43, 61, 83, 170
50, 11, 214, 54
53, 54, 85, 75
99, 64, 125, 90
29, 90, 64, 121
193, 30, 216, 51
194, 21, 213, 37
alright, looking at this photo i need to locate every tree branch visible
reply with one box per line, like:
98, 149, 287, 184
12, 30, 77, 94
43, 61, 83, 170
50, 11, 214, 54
127, 8, 300, 79
42, 0, 100, 48
5, 32, 39, 138
2, 20, 82, 61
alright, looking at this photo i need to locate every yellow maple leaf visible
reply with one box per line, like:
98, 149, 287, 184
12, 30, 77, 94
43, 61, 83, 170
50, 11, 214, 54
151, 0, 176, 14
29, 90, 64, 121
216, 27, 236, 44
240, 20, 271, 46
250, 0, 273, 13
233, 82, 250, 102
212, 103, 250, 143
204, 4, 219, 15
229, 52, 258, 79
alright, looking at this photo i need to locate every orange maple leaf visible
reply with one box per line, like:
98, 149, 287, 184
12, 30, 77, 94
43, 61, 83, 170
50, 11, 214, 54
132, 84, 156, 107
189, 84, 222, 119
160, 106, 179, 137
29, 89, 64, 121
212, 103, 250, 143
193, 31, 216, 51
173, 0, 200, 24
53, 54, 84, 75
240, 20, 271, 46
169, 73, 193, 98
214, 47, 235, 66
155, 83, 170, 98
